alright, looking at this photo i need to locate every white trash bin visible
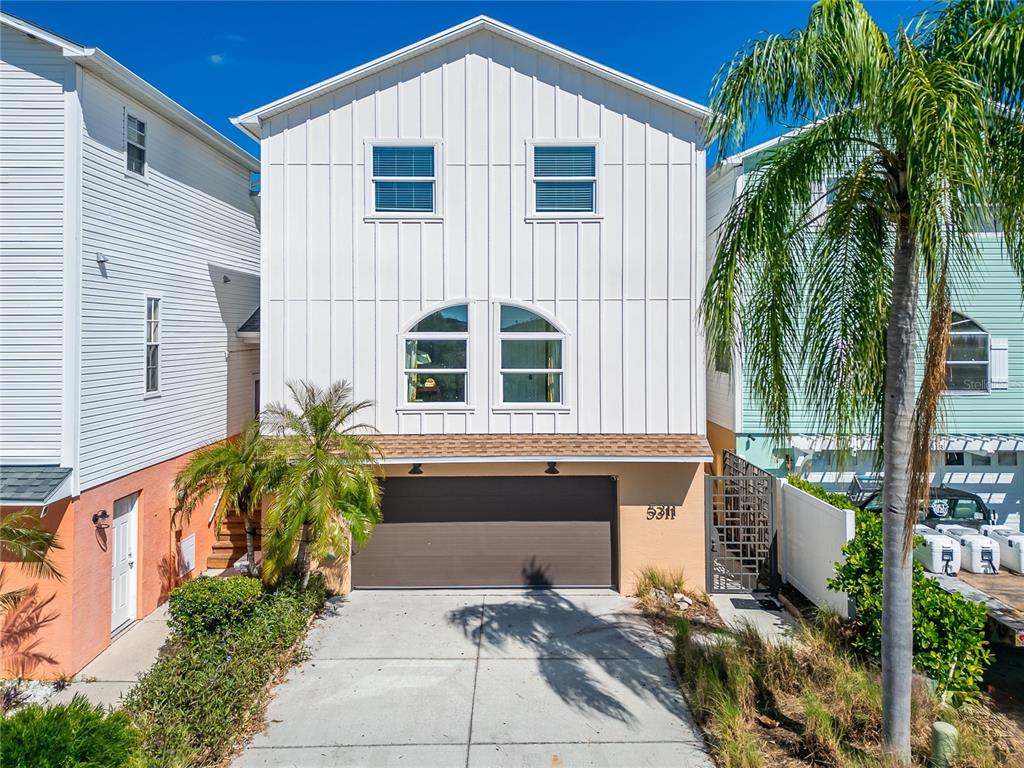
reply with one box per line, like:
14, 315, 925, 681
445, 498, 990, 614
914, 525, 961, 575
980, 525, 1024, 574
933, 524, 1000, 574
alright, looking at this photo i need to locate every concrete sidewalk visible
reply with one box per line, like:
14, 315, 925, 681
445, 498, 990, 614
710, 592, 796, 642
234, 589, 713, 768
51, 603, 169, 709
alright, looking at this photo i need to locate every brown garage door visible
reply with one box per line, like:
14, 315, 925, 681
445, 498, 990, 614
352, 476, 616, 588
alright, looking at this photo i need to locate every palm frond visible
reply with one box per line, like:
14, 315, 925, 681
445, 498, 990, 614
0, 510, 62, 582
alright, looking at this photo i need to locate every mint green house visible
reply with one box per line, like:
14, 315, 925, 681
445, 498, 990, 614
705, 138, 1023, 530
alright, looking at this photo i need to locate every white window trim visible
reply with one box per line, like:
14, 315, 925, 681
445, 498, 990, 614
945, 313, 991, 396
525, 140, 602, 220
144, 294, 161, 398
493, 302, 568, 410
398, 303, 471, 410
124, 108, 149, 182
364, 139, 443, 221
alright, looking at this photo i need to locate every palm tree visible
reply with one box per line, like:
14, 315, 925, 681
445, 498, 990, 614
702, 0, 1022, 759
173, 418, 285, 577
261, 380, 382, 586
1, 509, 63, 611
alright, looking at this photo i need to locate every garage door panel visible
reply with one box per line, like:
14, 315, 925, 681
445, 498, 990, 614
352, 477, 615, 588
354, 521, 612, 587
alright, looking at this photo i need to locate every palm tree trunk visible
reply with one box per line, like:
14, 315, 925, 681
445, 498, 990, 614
294, 522, 312, 586
242, 503, 257, 578
881, 210, 917, 762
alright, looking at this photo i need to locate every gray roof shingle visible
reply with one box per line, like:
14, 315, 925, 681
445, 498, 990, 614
238, 307, 260, 334
0, 465, 73, 505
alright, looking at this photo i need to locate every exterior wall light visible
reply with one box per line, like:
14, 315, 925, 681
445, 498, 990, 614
545, 462, 559, 475
92, 509, 110, 526
409, 463, 423, 475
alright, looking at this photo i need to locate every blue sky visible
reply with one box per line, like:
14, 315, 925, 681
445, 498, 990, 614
7, 1, 927, 156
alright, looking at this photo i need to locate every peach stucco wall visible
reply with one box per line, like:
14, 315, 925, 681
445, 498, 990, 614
2, 448, 221, 679
706, 420, 738, 475
358, 461, 707, 596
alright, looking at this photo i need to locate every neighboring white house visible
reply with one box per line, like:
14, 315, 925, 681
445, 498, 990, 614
233, 16, 713, 593
0, 12, 260, 677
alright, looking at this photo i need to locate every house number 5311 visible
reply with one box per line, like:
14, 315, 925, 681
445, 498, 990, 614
646, 505, 677, 520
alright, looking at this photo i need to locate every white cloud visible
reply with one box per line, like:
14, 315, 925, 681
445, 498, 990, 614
208, 53, 226, 65
217, 33, 246, 43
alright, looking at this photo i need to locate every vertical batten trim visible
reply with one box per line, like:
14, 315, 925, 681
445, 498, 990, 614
61, 60, 84, 491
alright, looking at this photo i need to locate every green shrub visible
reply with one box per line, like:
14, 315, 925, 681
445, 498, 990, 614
167, 575, 264, 640
0, 694, 141, 768
787, 474, 861, 512
127, 575, 327, 767
827, 509, 992, 697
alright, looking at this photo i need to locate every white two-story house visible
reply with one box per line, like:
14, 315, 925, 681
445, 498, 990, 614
0, 13, 260, 677
233, 16, 711, 593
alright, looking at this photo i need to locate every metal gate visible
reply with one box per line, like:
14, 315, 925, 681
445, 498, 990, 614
705, 451, 777, 593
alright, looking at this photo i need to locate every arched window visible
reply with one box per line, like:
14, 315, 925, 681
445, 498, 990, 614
497, 305, 564, 404
946, 312, 989, 393
404, 305, 468, 403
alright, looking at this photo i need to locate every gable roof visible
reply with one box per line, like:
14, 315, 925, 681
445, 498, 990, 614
1, 11, 258, 172
232, 15, 710, 141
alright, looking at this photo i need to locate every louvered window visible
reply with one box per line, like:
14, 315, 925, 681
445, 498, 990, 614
532, 145, 597, 214
372, 146, 435, 213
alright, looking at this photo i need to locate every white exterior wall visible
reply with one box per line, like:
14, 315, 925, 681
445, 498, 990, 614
0, 26, 67, 462
704, 165, 739, 433
260, 30, 706, 435
77, 71, 260, 489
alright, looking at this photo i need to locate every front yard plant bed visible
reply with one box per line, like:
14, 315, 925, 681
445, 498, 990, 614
124, 575, 327, 768
668, 615, 1021, 768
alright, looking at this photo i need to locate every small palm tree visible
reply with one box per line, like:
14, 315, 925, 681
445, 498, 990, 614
261, 380, 382, 586
703, 0, 1022, 759
174, 418, 285, 577
0, 509, 62, 611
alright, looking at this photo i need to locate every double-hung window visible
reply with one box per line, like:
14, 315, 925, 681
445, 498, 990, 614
127, 114, 147, 176
532, 145, 597, 215
404, 305, 468, 404
145, 297, 160, 394
946, 312, 989, 393
372, 146, 436, 214
498, 305, 564, 404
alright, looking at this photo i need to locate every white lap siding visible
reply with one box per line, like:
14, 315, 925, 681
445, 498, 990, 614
77, 72, 259, 489
0, 26, 67, 462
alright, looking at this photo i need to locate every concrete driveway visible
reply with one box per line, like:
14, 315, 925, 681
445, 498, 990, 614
234, 590, 712, 768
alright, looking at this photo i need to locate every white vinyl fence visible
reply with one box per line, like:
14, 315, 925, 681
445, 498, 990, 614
779, 482, 856, 618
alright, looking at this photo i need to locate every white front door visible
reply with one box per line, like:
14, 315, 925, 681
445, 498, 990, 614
111, 493, 138, 632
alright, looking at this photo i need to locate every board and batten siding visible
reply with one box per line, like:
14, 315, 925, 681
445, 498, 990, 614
260, 30, 707, 436
77, 71, 260, 489
0, 26, 67, 462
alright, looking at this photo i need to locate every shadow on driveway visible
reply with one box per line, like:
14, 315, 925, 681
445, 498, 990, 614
446, 589, 686, 725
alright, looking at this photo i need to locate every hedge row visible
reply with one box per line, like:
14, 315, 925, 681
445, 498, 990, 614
124, 575, 327, 767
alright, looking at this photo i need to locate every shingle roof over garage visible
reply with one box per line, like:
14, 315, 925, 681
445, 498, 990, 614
370, 434, 712, 463
0, 465, 73, 506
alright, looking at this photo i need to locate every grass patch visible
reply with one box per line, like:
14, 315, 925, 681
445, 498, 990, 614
124, 575, 327, 768
633, 566, 723, 628
667, 614, 1018, 768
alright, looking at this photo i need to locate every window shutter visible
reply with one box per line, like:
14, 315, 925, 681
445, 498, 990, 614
990, 337, 1009, 389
